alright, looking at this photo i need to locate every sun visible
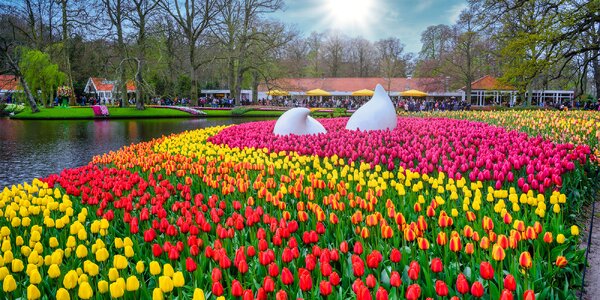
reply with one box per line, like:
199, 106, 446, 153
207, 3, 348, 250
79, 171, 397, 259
326, 0, 375, 28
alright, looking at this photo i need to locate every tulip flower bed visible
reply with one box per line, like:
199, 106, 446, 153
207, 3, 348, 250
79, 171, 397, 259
0, 116, 597, 299
412, 110, 600, 162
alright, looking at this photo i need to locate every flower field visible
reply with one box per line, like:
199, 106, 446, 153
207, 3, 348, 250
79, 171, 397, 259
1, 111, 598, 299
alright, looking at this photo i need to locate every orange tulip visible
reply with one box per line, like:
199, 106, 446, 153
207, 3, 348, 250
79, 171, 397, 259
436, 232, 447, 246
519, 251, 532, 269
449, 236, 462, 252
492, 244, 505, 261
555, 256, 568, 268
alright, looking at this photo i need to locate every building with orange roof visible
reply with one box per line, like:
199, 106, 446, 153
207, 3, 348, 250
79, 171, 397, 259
466, 75, 573, 106
0, 75, 20, 97
83, 77, 136, 102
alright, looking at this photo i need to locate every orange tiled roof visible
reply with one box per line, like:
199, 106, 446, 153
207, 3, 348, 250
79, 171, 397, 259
258, 77, 445, 93
90, 77, 114, 92
469, 75, 514, 90
0, 75, 19, 91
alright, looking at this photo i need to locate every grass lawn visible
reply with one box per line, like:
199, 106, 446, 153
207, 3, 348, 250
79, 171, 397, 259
11, 106, 339, 120
12, 107, 193, 119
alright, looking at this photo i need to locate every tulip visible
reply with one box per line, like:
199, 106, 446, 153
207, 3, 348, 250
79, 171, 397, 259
435, 280, 449, 296
492, 244, 506, 261
406, 284, 421, 300
63, 270, 79, 290
376, 287, 389, 300
480, 262, 494, 280
390, 248, 402, 263
110, 281, 125, 298
159, 276, 173, 293
556, 256, 568, 268
153, 288, 164, 300
55, 287, 69, 300
366, 274, 377, 288
456, 274, 470, 294
390, 271, 402, 287
78, 282, 94, 299
299, 272, 312, 291
430, 257, 443, 273
523, 289, 535, 300
500, 289, 514, 300
471, 281, 484, 298
520, 251, 533, 269
3, 274, 16, 292
281, 267, 294, 285
212, 281, 224, 296
275, 290, 287, 300
193, 288, 206, 300
504, 274, 516, 291
320, 280, 332, 296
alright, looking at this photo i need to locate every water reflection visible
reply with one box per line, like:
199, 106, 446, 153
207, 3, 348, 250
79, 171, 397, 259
0, 117, 272, 187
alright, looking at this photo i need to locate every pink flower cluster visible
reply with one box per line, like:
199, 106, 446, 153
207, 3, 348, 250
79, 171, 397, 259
208, 117, 590, 192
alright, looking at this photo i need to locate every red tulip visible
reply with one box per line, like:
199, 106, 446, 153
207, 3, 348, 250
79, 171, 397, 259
366, 274, 377, 289
500, 289, 514, 300
275, 290, 287, 300
471, 281, 484, 298
390, 248, 402, 263
354, 241, 363, 254
390, 271, 402, 287
329, 271, 340, 286
504, 274, 516, 291
243, 289, 253, 300
480, 261, 494, 280
435, 280, 448, 297
375, 287, 388, 300
211, 267, 222, 282
366, 250, 382, 269
185, 257, 197, 272
523, 290, 535, 300
456, 274, 470, 294
231, 280, 243, 297
319, 280, 332, 296
340, 241, 349, 253
212, 281, 224, 296
352, 255, 365, 277
406, 284, 421, 300
281, 267, 294, 285
299, 272, 312, 291
430, 258, 443, 273
152, 243, 163, 257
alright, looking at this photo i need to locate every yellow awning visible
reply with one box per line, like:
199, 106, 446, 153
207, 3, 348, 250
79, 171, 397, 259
306, 89, 331, 96
351, 89, 374, 96
400, 89, 428, 97
266, 89, 289, 96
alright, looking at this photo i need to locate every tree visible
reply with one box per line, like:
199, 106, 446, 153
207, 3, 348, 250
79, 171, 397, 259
419, 24, 453, 60
375, 37, 411, 90
19, 48, 66, 106
160, 0, 220, 106
102, 0, 128, 107
306, 31, 324, 77
323, 32, 345, 77
128, 0, 160, 110
348, 37, 375, 77
214, 0, 284, 105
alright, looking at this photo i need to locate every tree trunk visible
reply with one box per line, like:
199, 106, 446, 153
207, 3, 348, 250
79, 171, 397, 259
189, 42, 198, 106
60, 0, 75, 106
135, 59, 145, 110
20, 76, 39, 113
251, 70, 259, 105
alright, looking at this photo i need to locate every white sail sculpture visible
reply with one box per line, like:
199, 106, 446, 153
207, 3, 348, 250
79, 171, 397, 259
273, 107, 327, 136
346, 84, 397, 131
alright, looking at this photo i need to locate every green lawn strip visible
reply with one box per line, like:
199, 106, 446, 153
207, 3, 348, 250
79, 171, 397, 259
12, 107, 194, 119
11, 107, 94, 119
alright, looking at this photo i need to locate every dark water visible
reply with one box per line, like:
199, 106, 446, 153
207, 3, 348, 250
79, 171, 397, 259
0, 117, 272, 188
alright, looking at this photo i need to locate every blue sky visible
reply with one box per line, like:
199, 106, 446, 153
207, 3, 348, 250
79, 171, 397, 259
271, 0, 468, 54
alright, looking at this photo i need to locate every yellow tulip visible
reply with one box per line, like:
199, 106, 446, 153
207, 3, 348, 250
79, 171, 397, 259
124, 246, 134, 258
126, 275, 140, 291
27, 284, 41, 299
557, 234, 566, 244
48, 264, 61, 278
86, 262, 99, 276
135, 261, 145, 273
3, 250, 13, 263
149, 261, 161, 275
78, 282, 93, 299
124, 237, 133, 247
108, 268, 119, 282
29, 269, 42, 284
0, 267, 8, 280
173, 271, 185, 287
98, 280, 109, 294
113, 255, 128, 270
571, 225, 580, 236
56, 288, 70, 300
78, 273, 88, 284
153, 288, 164, 300
11, 258, 24, 272
63, 270, 79, 289
95, 248, 109, 262
77, 229, 87, 241
193, 288, 206, 300
163, 263, 174, 277
76, 245, 88, 258
3, 274, 16, 292
110, 281, 125, 298
159, 275, 173, 293
114, 238, 124, 249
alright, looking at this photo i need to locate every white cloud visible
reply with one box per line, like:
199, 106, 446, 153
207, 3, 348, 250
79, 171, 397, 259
415, 0, 434, 12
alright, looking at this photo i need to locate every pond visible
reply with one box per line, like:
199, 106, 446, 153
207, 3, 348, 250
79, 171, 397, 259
0, 117, 272, 188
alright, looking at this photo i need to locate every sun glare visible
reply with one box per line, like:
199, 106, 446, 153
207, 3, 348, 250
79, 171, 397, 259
326, 0, 375, 29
